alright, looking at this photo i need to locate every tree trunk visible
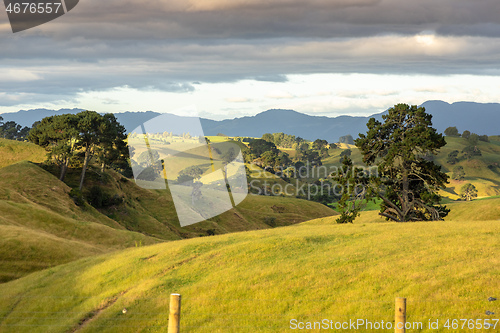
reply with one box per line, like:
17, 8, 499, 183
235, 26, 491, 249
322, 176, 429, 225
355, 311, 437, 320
79, 148, 90, 191
401, 168, 409, 221
59, 160, 69, 182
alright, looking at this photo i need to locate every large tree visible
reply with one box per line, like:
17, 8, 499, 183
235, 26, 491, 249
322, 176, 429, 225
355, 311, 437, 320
444, 126, 460, 137
460, 183, 478, 201
355, 103, 449, 222
312, 139, 328, 150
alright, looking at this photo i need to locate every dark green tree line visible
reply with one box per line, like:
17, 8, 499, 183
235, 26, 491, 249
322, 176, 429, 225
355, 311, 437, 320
28, 111, 128, 190
0, 116, 31, 140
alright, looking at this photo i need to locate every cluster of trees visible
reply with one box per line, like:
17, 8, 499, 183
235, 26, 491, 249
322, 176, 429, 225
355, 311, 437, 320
444, 126, 490, 143
444, 127, 490, 165
339, 149, 351, 163
261, 132, 302, 149
446, 146, 482, 164
245, 134, 333, 173
0, 116, 31, 140
28, 111, 128, 190
452, 165, 465, 180
295, 141, 323, 166
246, 139, 292, 170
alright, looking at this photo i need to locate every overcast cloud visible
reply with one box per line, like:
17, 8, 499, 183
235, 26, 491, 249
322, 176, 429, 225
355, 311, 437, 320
1, 0, 500, 116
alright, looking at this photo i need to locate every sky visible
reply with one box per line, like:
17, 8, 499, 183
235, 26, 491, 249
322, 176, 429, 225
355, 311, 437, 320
1, 0, 500, 120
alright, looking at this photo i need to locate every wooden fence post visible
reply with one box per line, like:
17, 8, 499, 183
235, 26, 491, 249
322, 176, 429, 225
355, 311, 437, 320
168, 293, 181, 333
395, 297, 406, 333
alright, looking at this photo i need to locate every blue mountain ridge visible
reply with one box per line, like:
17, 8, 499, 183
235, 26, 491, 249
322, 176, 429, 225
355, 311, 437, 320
1, 100, 499, 142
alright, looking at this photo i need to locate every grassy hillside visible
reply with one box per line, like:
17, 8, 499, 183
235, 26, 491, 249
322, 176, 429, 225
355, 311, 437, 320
0, 162, 161, 282
0, 198, 498, 332
434, 136, 500, 198
0, 139, 336, 282
0, 139, 46, 169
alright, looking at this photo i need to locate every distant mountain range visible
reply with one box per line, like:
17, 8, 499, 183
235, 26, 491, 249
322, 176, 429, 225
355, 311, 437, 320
1, 100, 499, 142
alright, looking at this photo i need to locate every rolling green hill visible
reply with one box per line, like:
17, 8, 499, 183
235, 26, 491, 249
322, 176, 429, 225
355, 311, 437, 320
0, 138, 46, 169
0, 162, 161, 283
434, 136, 500, 198
0, 139, 336, 283
0, 198, 498, 332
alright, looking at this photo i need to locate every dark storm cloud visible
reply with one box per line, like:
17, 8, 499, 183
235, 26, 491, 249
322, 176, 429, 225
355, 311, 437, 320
21, 0, 499, 39
1, 0, 500, 106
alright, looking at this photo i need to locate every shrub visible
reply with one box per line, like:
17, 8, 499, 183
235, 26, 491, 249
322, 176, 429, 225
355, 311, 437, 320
447, 150, 459, 165
88, 185, 105, 208
468, 133, 479, 146
479, 135, 490, 142
452, 166, 465, 180
69, 188, 85, 206
263, 216, 277, 227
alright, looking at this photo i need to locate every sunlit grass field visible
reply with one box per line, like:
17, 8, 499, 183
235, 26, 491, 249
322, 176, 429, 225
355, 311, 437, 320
0, 198, 499, 332
0, 139, 45, 169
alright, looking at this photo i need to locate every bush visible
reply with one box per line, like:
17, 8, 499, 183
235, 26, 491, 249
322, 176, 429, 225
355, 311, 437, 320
86, 186, 123, 208
479, 135, 489, 142
447, 150, 459, 165
468, 133, 479, 146
462, 146, 481, 160
69, 188, 85, 206
88, 185, 105, 208
263, 216, 277, 227
452, 166, 465, 180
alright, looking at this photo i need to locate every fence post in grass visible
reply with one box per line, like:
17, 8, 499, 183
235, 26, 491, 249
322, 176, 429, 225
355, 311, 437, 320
168, 293, 181, 333
395, 297, 406, 333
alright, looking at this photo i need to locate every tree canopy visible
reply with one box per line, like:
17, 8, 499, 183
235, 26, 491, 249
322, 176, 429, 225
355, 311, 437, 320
28, 114, 79, 181
460, 183, 478, 201
28, 111, 128, 190
339, 134, 354, 145
444, 126, 460, 137
0, 116, 31, 140
248, 139, 278, 157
